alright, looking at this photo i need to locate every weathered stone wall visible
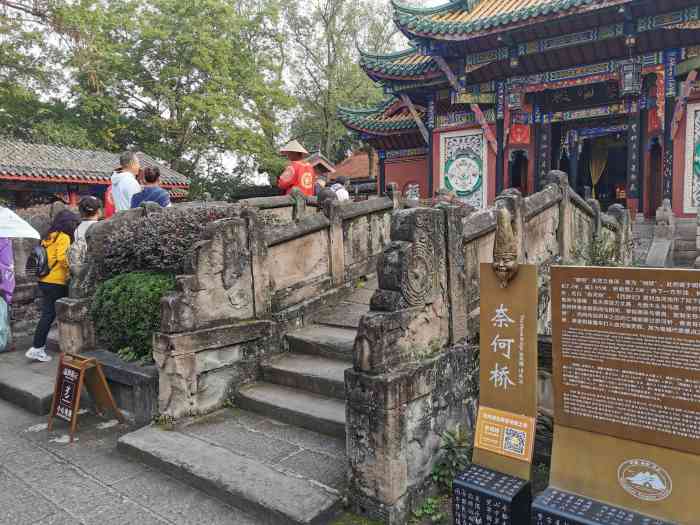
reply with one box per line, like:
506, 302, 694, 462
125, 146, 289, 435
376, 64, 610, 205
154, 320, 277, 418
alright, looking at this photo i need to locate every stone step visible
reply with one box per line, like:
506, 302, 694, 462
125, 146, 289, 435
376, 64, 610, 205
314, 302, 368, 329
676, 223, 697, 238
674, 240, 697, 252
0, 348, 59, 415
237, 383, 346, 439
675, 253, 698, 265
286, 325, 356, 363
118, 423, 342, 525
262, 354, 348, 400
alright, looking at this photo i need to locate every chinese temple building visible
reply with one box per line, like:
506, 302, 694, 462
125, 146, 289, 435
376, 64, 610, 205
0, 140, 190, 208
339, 0, 700, 218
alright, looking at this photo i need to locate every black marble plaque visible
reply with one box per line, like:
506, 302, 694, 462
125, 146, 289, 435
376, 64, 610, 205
453, 464, 531, 525
532, 488, 675, 525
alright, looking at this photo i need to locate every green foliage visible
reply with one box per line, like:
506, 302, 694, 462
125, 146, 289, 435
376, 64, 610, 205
100, 206, 238, 278
570, 233, 620, 267
432, 425, 474, 494
2, 0, 291, 184
284, 0, 401, 163
90, 272, 176, 361
411, 496, 449, 524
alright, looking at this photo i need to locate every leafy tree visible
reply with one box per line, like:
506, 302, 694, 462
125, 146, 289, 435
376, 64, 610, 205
1, 0, 292, 185
56, 0, 292, 178
284, 0, 401, 164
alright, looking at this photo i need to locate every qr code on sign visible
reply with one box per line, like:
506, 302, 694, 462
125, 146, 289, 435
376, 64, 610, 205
503, 427, 526, 456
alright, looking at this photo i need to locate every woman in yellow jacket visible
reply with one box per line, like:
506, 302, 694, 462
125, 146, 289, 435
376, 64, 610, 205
26, 210, 79, 363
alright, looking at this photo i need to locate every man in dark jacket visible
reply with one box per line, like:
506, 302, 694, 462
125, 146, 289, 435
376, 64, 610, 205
131, 167, 171, 208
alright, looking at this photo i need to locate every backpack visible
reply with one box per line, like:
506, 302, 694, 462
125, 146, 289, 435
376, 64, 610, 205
68, 236, 88, 274
25, 244, 51, 278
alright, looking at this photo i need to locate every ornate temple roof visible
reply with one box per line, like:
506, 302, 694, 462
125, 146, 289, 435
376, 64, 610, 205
359, 48, 442, 81
392, 0, 625, 40
337, 98, 424, 135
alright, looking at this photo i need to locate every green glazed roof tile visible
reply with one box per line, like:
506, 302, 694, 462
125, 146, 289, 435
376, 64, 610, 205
393, 0, 624, 38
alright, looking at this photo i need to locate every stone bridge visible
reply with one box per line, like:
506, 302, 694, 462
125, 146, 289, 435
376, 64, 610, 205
55, 174, 632, 524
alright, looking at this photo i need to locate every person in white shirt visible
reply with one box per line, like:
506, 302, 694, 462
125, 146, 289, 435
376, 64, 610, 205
74, 196, 101, 242
330, 176, 350, 202
111, 151, 142, 212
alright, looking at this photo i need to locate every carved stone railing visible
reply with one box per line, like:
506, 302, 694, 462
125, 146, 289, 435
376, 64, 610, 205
151, 195, 396, 417
346, 173, 634, 524
55, 192, 396, 419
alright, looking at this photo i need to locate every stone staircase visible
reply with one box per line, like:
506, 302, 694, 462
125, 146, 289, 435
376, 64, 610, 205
632, 217, 654, 265
119, 280, 376, 525
674, 218, 697, 268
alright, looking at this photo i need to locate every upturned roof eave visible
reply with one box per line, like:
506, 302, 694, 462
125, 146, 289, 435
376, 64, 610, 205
394, 0, 634, 42
360, 64, 444, 82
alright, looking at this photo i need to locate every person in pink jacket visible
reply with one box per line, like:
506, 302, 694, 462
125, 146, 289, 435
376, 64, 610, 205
0, 238, 14, 352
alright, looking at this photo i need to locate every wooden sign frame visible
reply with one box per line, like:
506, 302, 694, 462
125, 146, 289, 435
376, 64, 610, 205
48, 353, 125, 442
549, 266, 700, 523
473, 263, 538, 480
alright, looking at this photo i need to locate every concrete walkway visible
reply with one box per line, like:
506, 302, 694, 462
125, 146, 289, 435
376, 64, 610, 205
0, 398, 260, 524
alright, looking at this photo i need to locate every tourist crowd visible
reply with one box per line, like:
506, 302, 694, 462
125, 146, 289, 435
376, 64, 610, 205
0, 151, 172, 358
2, 140, 342, 359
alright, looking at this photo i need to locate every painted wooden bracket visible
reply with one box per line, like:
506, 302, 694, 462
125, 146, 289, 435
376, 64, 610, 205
671, 69, 698, 139
471, 104, 498, 154
399, 94, 430, 146
433, 55, 497, 153
433, 55, 461, 93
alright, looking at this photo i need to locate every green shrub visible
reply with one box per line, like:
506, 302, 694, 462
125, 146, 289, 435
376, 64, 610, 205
432, 424, 474, 493
100, 205, 239, 279
90, 272, 176, 362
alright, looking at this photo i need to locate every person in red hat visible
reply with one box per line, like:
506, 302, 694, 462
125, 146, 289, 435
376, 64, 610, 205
277, 140, 315, 197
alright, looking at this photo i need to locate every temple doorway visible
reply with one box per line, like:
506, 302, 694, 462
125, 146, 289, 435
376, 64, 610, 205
508, 150, 528, 194
578, 136, 628, 210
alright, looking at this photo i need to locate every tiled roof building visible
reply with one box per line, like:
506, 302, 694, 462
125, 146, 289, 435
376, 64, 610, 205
340, 0, 700, 217
0, 140, 189, 207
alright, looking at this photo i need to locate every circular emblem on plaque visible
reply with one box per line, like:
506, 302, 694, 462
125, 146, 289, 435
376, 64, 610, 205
444, 154, 482, 197
618, 459, 672, 502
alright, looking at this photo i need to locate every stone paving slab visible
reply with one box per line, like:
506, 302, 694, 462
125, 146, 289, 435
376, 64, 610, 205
0, 398, 259, 525
314, 302, 369, 329
118, 419, 343, 525
0, 348, 59, 414
181, 408, 347, 491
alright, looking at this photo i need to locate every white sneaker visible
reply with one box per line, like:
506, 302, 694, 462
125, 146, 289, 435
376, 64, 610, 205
26, 347, 52, 363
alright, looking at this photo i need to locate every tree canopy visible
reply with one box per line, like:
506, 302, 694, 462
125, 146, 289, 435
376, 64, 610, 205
1, 0, 405, 197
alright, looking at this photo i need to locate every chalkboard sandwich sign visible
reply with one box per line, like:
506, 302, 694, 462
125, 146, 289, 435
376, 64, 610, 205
48, 353, 125, 442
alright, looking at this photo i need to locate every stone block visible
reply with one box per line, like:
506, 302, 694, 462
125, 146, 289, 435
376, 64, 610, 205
346, 345, 477, 516
453, 465, 531, 525
154, 320, 274, 357
354, 297, 449, 375
81, 350, 158, 426
56, 298, 95, 354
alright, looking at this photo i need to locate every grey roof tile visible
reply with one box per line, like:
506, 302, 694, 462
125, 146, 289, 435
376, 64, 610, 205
0, 140, 189, 187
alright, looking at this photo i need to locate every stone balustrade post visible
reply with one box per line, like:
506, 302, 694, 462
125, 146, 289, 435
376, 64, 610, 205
55, 298, 95, 354
608, 204, 633, 266
328, 201, 346, 287
242, 208, 271, 318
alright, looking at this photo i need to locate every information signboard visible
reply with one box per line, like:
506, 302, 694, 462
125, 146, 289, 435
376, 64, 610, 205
474, 263, 538, 480
547, 266, 700, 524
